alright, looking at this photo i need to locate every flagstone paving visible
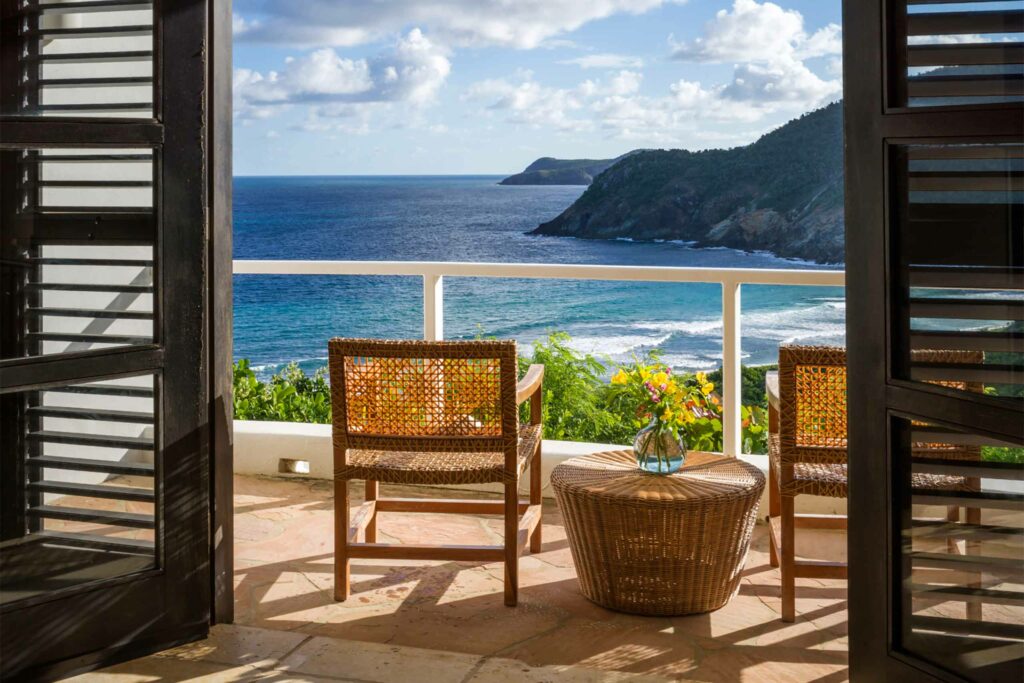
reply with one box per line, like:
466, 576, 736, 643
74, 474, 852, 682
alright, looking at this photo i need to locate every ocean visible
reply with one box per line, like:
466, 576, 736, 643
233, 175, 845, 376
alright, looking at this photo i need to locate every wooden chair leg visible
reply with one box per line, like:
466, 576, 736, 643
335, 478, 350, 602
768, 462, 781, 568
365, 479, 378, 543
966, 505, 982, 621
781, 493, 796, 622
504, 481, 519, 607
530, 445, 542, 554
945, 505, 960, 555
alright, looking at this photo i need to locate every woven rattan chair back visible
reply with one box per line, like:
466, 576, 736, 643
328, 338, 519, 461
777, 345, 983, 466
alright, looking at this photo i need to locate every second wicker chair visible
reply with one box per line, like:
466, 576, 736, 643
767, 345, 982, 622
328, 338, 544, 607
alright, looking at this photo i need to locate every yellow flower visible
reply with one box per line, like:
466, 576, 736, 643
662, 408, 674, 422
652, 371, 668, 386
701, 382, 714, 396
665, 381, 679, 395
696, 371, 707, 384
611, 369, 629, 385
640, 368, 651, 381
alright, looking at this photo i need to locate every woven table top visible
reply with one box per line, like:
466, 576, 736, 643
551, 450, 764, 506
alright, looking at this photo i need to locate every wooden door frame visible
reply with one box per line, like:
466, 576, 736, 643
208, 0, 234, 628
0, 0, 233, 677
844, 1, 1023, 681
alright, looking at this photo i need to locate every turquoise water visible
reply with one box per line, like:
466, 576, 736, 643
233, 175, 845, 375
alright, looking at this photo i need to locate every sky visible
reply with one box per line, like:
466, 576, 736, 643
232, 0, 843, 176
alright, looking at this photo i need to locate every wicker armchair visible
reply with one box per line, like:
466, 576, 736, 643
328, 338, 544, 607
767, 345, 982, 622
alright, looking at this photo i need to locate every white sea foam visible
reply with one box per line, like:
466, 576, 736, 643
565, 332, 672, 357
631, 300, 847, 346
632, 319, 723, 336
659, 354, 720, 370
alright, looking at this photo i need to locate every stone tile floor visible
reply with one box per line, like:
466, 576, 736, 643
74, 475, 851, 682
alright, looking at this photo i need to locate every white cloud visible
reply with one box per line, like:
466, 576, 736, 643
465, 71, 593, 131
608, 70, 643, 96
722, 60, 839, 104
233, 0, 680, 49
560, 53, 645, 69
671, 0, 840, 64
465, 66, 770, 142
669, 0, 841, 107
233, 29, 450, 120
233, 13, 255, 35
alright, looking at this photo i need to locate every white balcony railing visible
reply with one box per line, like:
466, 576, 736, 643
233, 260, 846, 456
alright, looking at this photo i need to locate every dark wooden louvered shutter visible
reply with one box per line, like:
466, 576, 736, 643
0, 0, 232, 679
846, 1, 1023, 682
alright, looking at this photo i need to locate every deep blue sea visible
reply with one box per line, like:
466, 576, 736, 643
233, 175, 845, 376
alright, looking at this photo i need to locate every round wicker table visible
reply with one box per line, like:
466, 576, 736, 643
552, 450, 765, 616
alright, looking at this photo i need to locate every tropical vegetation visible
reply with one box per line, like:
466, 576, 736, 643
233, 332, 770, 454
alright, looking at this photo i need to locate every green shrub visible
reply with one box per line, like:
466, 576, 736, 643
983, 446, 1024, 464
233, 359, 331, 424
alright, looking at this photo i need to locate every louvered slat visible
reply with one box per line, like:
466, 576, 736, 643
24, 154, 153, 163
27, 430, 154, 450
907, 170, 1024, 192
909, 298, 1024, 320
27, 406, 153, 423
32, 180, 153, 188
28, 481, 154, 503
27, 307, 152, 320
36, 531, 154, 553
909, 362, 1022, 384
911, 427, 1021, 447
27, 505, 154, 529
28, 333, 153, 345
912, 489, 1024, 511
32, 0, 153, 13
907, 74, 1024, 99
910, 584, 1023, 606
30, 257, 152, 266
27, 26, 153, 39
908, 42, 1024, 67
34, 103, 153, 112
27, 455, 154, 476
906, 10, 1024, 36
909, 265, 1023, 289
33, 51, 153, 64
46, 384, 154, 398
34, 78, 153, 89
911, 551, 1024, 577
909, 520, 1024, 541
913, 457, 1024, 480
909, 330, 1022, 352
26, 283, 153, 293
909, 615, 1024, 640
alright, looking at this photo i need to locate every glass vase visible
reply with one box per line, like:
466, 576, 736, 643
633, 418, 686, 474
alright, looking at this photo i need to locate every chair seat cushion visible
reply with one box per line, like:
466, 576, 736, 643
769, 435, 974, 498
337, 423, 541, 485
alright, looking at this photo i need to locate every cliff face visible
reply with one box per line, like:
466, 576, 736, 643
530, 102, 845, 263
499, 152, 640, 186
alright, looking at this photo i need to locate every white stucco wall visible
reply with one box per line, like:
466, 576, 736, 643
233, 419, 848, 515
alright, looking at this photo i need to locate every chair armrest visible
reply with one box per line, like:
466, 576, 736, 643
516, 364, 544, 404
765, 371, 780, 412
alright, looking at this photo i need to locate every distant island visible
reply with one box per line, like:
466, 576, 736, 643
526, 101, 844, 264
499, 152, 641, 186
